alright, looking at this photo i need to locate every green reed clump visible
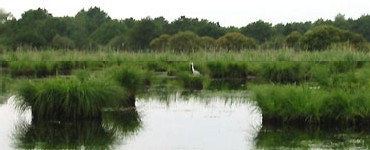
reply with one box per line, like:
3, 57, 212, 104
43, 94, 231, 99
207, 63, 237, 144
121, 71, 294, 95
260, 62, 310, 83
113, 65, 152, 106
207, 62, 248, 79
146, 61, 167, 72
9, 61, 77, 77
9, 61, 51, 77
177, 71, 207, 90
15, 77, 124, 121
252, 84, 370, 125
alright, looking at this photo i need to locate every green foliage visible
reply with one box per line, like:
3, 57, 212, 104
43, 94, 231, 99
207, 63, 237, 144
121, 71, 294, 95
300, 25, 367, 50
149, 34, 171, 50
177, 71, 205, 90
351, 15, 370, 42
241, 20, 275, 43
13, 31, 47, 48
216, 32, 257, 51
207, 62, 248, 78
199, 36, 216, 50
15, 77, 124, 121
90, 21, 125, 45
52, 34, 75, 49
169, 31, 200, 52
113, 65, 152, 106
261, 34, 286, 49
252, 84, 370, 125
129, 18, 160, 49
108, 34, 127, 50
260, 62, 309, 83
286, 31, 302, 48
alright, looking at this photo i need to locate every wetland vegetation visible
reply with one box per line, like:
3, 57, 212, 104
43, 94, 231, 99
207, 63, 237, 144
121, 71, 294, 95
1, 6, 370, 149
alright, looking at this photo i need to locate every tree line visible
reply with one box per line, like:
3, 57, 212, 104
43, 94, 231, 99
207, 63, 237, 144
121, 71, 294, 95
0, 7, 369, 51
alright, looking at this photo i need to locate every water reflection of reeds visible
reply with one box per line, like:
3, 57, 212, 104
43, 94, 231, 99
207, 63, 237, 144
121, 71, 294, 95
12, 109, 141, 149
256, 124, 370, 149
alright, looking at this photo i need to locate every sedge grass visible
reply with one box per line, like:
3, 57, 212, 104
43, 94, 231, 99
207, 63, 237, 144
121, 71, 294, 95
3, 48, 370, 61
15, 76, 125, 121
251, 84, 370, 125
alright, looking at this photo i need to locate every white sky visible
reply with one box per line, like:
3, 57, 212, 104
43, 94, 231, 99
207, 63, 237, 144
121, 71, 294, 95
0, 0, 369, 27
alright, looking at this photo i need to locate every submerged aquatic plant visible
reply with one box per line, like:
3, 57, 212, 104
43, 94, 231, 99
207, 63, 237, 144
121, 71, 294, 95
15, 76, 125, 121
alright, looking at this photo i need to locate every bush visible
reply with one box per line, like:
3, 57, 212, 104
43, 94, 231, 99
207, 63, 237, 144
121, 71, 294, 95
52, 34, 75, 49
108, 34, 127, 50
169, 31, 200, 52
149, 34, 171, 50
216, 32, 257, 51
300, 25, 368, 51
286, 31, 302, 48
199, 36, 216, 50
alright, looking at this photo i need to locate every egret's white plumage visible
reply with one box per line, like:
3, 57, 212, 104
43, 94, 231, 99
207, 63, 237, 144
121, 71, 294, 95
191, 62, 200, 75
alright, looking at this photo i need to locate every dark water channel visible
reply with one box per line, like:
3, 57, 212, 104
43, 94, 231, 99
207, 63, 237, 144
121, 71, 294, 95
0, 91, 369, 149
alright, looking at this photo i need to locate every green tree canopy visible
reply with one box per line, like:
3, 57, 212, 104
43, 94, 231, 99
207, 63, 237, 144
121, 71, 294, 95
241, 20, 275, 43
150, 34, 171, 50
129, 18, 161, 49
216, 32, 257, 51
169, 31, 200, 52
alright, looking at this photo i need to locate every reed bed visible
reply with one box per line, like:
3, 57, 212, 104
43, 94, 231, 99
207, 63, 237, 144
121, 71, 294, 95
15, 76, 125, 121
3, 48, 370, 61
252, 84, 370, 125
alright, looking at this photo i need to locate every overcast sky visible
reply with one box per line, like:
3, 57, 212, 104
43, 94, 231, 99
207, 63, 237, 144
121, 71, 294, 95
1, 0, 370, 27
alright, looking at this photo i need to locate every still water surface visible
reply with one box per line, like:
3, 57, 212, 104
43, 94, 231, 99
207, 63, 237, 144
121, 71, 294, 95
0, 92, 369, 149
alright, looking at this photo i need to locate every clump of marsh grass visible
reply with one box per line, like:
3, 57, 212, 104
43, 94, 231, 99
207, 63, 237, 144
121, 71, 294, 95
259, 62, 310, 84
206, 62, 248, 79
15, 76, 125, 121
177, 71, 208, 90
251, 84, 370, 126
113, 65, 152, 106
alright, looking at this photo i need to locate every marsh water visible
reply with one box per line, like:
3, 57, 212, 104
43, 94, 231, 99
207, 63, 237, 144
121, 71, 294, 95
0, 91, 369, 149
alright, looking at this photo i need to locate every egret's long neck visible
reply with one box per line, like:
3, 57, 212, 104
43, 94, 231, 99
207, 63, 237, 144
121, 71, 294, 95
191, 64, 195, 72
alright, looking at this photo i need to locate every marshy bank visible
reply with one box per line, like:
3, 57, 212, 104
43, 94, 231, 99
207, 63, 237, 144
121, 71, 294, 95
1, 91, 263, 149
3, 57, 370, 126
2, 50, 370, 149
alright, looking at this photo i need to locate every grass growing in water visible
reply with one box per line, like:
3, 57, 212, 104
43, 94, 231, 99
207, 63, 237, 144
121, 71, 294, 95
113, 65, 152, 106
252, 84, 370, 126
15, 76, 125, 121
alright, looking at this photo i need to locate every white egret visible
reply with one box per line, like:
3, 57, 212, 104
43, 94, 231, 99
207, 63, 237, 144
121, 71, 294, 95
190, 62, 200, 75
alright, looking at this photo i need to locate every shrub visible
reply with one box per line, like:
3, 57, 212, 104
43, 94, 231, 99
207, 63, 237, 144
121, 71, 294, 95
52, 34, 75, 49
169, 31, 200, 52
108, 34, 127, 50
300, 25, 368, 51
286, 31, 302, 48
216, 32, 257, 51
199, 36, 216, 50
149, 34, 170, 50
